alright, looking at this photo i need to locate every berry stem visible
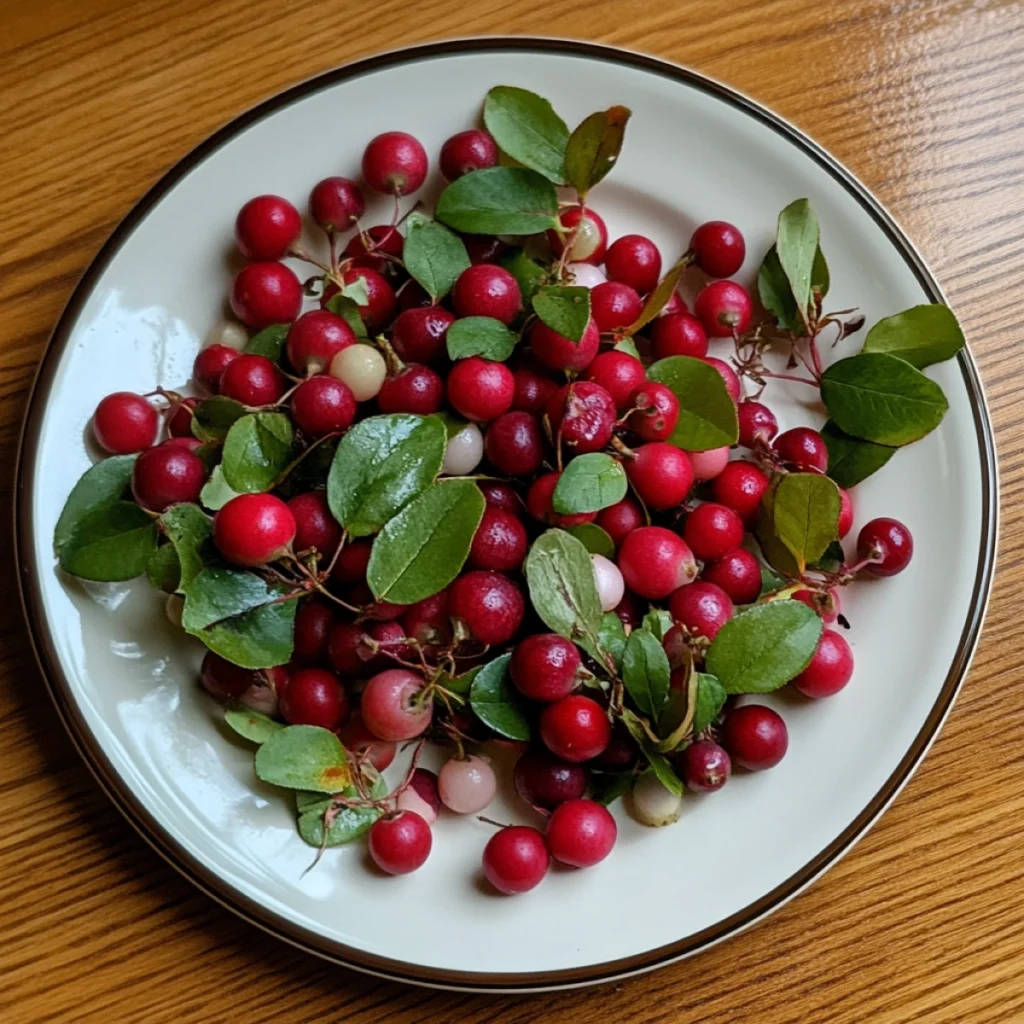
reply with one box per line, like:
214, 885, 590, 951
757, 370, 820, 387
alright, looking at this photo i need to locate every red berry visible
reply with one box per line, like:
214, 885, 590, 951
219, 353, 286, 406
857, 517, 913, 576
773, 426, 828, 473
464, 235, 508, 265
540, 694, 611, 762
625, 442, 694, 509
451, 263, 522, 325
703, 547, 762, 604
362, 131, 428, 195
668, 581, 734, 640
340, 267, 396, 333
590, 281, 643, 333
484, 411, 543, 476
161, 434, 203, 453
350, 583, 406, 621
309, 176, 365, 232
704, 356, 741, 401
327, 622, 366, 675
529, 318, 600, 373
583, 350, 646, 410
511, 634, 581, 703
131, 445, 206, 512
339, 712, 396, 771
661, 291, 688, 316
605, 234, 662, 294
230, 261, 302, 328
627, 382, 680, 443
512, 368, 558, 415
369, 811, 432, 874
342, 225, 404, 274
689, 221, 746, 278
199, 651, 256, 702
546, 382, 617, 454
482, 825, 549, 894
614, 591, 643, 627
291, 375, 356, 437
361, 621, 415, 671
793, 587, 841, 623
293, 599, 336, 664
596, 497, 645, 548
286, 310, 356, 374
167, 397, 199, 438
396, 767, 442, 824
694, 281, 753, 338
447, 357, 514, 422
213, 493, 296, 566
737, 400, 778, 447
595, 721, 639, 769
527, 472, 596, 528
618, 526, 696, 599
361, 668, 432, 740
377, 364, 444, 415
721, 704, 788, 770
513, 750, 588, 810
280, 668, 349, 729
683, 502, 745, 561
235, 195, 302, 261
546, 798, 616, 868
390, 306, 455, 364
793, 627, 854, 698
838, 487, 854, 539
478, 482, 523, 516
440, 128, 498, 180
194, 344, 240, 392
680, 740, 732, 792
470, 507, 528, 572
547, 206, 608, 264
650, 312, 708, 360
448, 571, 524, 646
401, 590, 452, 648
711, 461, 770, 522
332, 538, 371, 584
92, 392, 158, 454
288, 491, 342, 557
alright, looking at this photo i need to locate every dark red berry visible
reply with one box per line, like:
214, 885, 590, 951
546, 798, 617, 867
362, 132, 428, 195
280, 668, 349, 729
694, 280, 752, 337
439, 128, 498, 180
513, 750, 588, 810
235, 195, 302, 261
167, 397, 199, 438
650, 312, 709, 360
132, 445, 207, 512
309, 176, 365, 232
288, 491, 342, 557
218, 353, 286, 406
605, 234, 662, 294
291, 375, 356, 437
512, 368, 558, 415
339, 713, 396, 771
293, 599, 336, 664
625, 442, 694, 509
213, 493, 296, 566
401, 590, 452, 648
369, 811, 432, 874
595, 497, 645, 548
342, 225, 403, 274
721, 704, 788, 770
583, 350, 647, 409
683, 502, 745, 561
857, 517, 913, 576
390, 306, 455, 364
546, 382, 617, 454
464, 235, 508, 264
92, 392, 158, 454
680, 740, 732, 792
376, 364, 444, 415
478, 481, 523, 516
193, 344, 240, 392
451, 264, 522, 325
230, 261, 303, 328
511, 633, 582, 702
627, 382, 680, 442
590, 281, 643, 333
703, 548, 762, 604
773, 426, 828, 473
595, 720, 640, 769
484, 411, 543, 476
470, 507, 528, 572
689, 221, 746, 278
539, 695, 611, 762
447, 357, 515, 422
448, 571, 524, 645
331, 538, 371, 584
200, 651, 255, 702
711, 461, 770, 522
339, 266, 396, 333
737, 400, 778, 448
328, 622, 366, 675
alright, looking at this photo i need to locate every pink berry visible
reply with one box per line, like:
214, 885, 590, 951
605, 234, 662, 294
470, 507, 528, 572
689, 221, 746, 278
694, 281, 753, 338
546, 798, 617, 868
583, 350, 647, 409
286, 310, 356, 374
527, 472, 596, 529
361, 669, 432, 741
131, 445, 206, 512
369, 811, 432, 875
447, 356, 515, 422
627, 382, 680, 442
793, 627, 854, 698
547, 207, 609, 264
512, 368, 558, 415
193, 344, 239, 392
167, 397, 199, 438
625, 442, 694, 509
396, 768, 441, 824
390, 306, 455, 364
596, 497, 645, 548
362, 131, 428, 195
857, 517, 913, 576
528, 318, 600, 373
618, 526, 697, 599
288, 491, 342, 557
438, 755, 497, 814
377, 364, 444, 415
651, 312, 709, 360
513, 750, 589, 811
668, 581, 734, 640
340, 266, 396, 334
213, 493, 296, 566
230, 261, 302, 328
590, 281, 643, 333
451, 263, 522, 325
92, 392, 158, 454
838, 487, 854, 538
661, 291, 688, 316
680, 740, 732, 792
683, 502, 745, 561
279, 668, 349, 729
546, 381, 617, 454
339, 713, 397, 771
291, 375, 357, 437
721, 704, 788, 770
737, 400, 779, 448
199, 651, 256, 702
292, 599, 336, 664
511, 634, 581, 703
440, 128, 499, 180
484, 411, 543, 476
219, 353, 286, 406
448, 571, 524, 646
773, 426, 828, 473
482, 825, 549, 894
478, 481, 523, 516
539, 695, 611, 762
704, 356, 741, 401
309, 176, 365, 232
235, 195, 302, 261
401, 590, 452, 648
689, 445, 731, 482
342, 225, 404, 274
711, 461, 770, 522
703, 547, 762, 604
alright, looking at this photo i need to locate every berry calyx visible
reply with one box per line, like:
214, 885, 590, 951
279, 668, 350, 730
448, 571, 524, 645
857, 517, 913, 576
362, 131, 428, 195
683, 502, 745, 561
482, 825, 549, 894
483, 411, 544, 476
625, 442, 694, 509
368, 811, 432, 875
721, 704, 789, 770
92, 392, 158, 454
650, 312, 709, 360
694, 281, 753, 337
132, 445, 207, 512
618, 526, 697, 599
230, 261, 303, 328
361, 669, 433, 741
529, 318, 600, 373
309, 176, 365, 232
451, 263, 522, 324
469, 507, 528, 572
793, 627, 854, 698
235, 195, 302, 261
437, 755, 497, 814
511, 633, 582, 702
773, 426, 828, 473
286, 310, 356, 374
513, 750, 588, 810
547, 206, 609, 264
668, 581, 734, 640
737, 400, 779, 448
604, 234, 662, 294
590, 281, 643, 333
702, 547, 762, 605
689, 221, 746, 278
291, 375, 357, 437
439, 128, 499, 180
583, 350, 647, 409
539, 694, 612, 762
546, 382, 617, 454
711, 461, 770, 522
680, 740, 732, 792
627, 382, 680, 443
446, 357, 515, 422
212, 493, 296, 566
546, 799, 617, 868
218, 353, 287, 406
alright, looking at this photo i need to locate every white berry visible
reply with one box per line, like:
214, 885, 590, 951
591, 554, 625, 612
204, 321, 248, 351
164, 594, 184, 627
329, 345, 387, 401
567, 262, 607, 289
629, 772, 683, 827
441, 422, 483, 475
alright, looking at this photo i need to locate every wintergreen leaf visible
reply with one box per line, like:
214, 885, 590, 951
759, 243, 828, 334
756, 480, 800, 579
822, 420, 896, 488
54, 454, 136, 554
760, 561, 787, 596
221, 412, 294, 492
367, 481, 485, 604
770, 472, 841, 573
159, 503, 214, 590
244, 324, 290, 363
552, 453, 627, 515
225, 707, 283, 745
146, 543, 181, 592
812, 539, 846, 574
525, 529, 602, 644
776, 199, 819, 324
483, 86, 569, 184
589, 771, 634, 806
532, 285, 591, 343
621, 710, 683, 796
627, 259, 688, 335
297, 791, 383, 848
437, 663, 484, 697
195, 598, 296, 669
469, 653, 530, 740
432, 410, 470, 440
812, 245, 830, 300
199, 464, 242, 511
820, 352, 949, 446
564, 105, 631, 198
254, 725, 352, 793
446, 317, 519, 361
327, 414, 445, 537
706, 601, 822, 694
58, 501, 157, 581
436, 167, 559, 235
182, 567, 281, 632
498, 248, 547, 301
325, 292, 368, 338
614, 336, 641, 359
692, 674, 727, 734
862, 304, 965, 368
647, 355, 739, 450
402, 219, 471, 301
642, 608, 674, 642
191, 396, 247, 443
623, 629, 671, 719
566, 523, 615, 558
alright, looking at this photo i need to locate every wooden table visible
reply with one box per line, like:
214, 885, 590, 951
2, 1, 1021, 1020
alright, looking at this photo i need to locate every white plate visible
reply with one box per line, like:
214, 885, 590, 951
15, 39, 997, 991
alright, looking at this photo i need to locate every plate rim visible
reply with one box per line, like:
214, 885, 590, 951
13, 36, 998, 993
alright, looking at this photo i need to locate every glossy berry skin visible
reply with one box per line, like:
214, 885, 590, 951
451, 263, 522, 325
200, 652, 256, 702
838, 488, 854, 539
342, 224, 404, 273
684, 502, 745, 561
583, 350, 647, 409
592, 554, 625, 612
288, 491, 342, 556
230, 261, 303, 328
793, 627, 854, 698
280, 668, 349, 729
511, 633, 581, 703
479, 481, 523, 516
219, 353, 286, 406
438, 755, 497, 814
618, 526, 697, 600
286, 310, 356, 374
132, 445, 206, 512
689, 446, 731, 482
194, 344, 241, 394
361, 669, 432, 741
396, 768, 441, 824
527, 472, 596, 529
721, 704, 788, 770
390, 306, 455, 364
291, 375, 356, 437
377, 364, 444, 415
689, 221, 746, 278
546, 799, 617, 868
482, 826, 549, 895
596, 497, 645, 548
704, 356, 741, 402
449, 571, 524, 646
167, 397, 198, 438
529, 318, 600, 373
470, 507, 528, 572
439, 128, 499, 180
162, 436, 203, 453
680, 740, 732, 792
447, 357, 515, 422
92, 392, 158, 453
651, 312, 709, 360
694, 280, 753, 337
737, 400, 779, 448
546, 382, 617, 454
213, 493, 296, 566
512, 368, 558, 415
857, 517, 913, 576
362, 131, 428, 195
292, 599, 336, 664
711, 461, 771, 522
589, 280, 643, 334
605, 234, 662, 294
773, 426, 828, 473
484, 411, 543, 476
332, 538, 371, 584
668, 581, 734, 640
513, 750, 588, 810
625, 442, 694, 509
330, 345, 387, 401
339, 713, 396, 772
327, 622, 366, 675
235, 195, 302, 260
309, 176, 365, 232
369, 811, 432, 875
540, 694, 611, 763
340, 267, 396, 334
627, 382, 680, 442
547, 206, 608, 264
703, 547, 762, 605
401, 589, 452, 647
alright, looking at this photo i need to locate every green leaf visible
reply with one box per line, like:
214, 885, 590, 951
182, 567, 281, 632
614, 336, 641, 359
821, 420, 896, 488
196, 598, 296, 669
532, 285, 591, 343
622, 709, 684, 796
54, 454, 136, 554
813, 539, 846, 574
759, 243, 828, 334
692, 674, 727, 734
146, 543, 181, 592
770, 472, 841, 573
297, 792, 382, 848
432, 410, 471, 440
446, 317, 519, 361
498, 248, 547, 302
483, 86, 569, 184
623, 629, 671, 719
199, 464, 243, 511
436, 166, 559, 235
776, 199, 820, 323
221, 412, 294, 492
589, 771, 634, 806
760, 561, 787, 596
647, 356, 739, 450
191, 396, 247, 443
225, 706, 283, 745
58, 501, 158, 581
566, 523, 615, 558
564, 105, 631, 198
402, 219, 471, 301
706, 601, 823, 694
325, 292, 368, 338
626, 259, 689, 335
862, 304, 965, 368
159, 503, 214, 590
552, 453, 627, 515
437, 663, 484, 697
642, 608, 674, 642
755, 480, 800, 579
284, 436, 340, 494
327, 414, 446, 537
525, 529, 602, 644
820, 352, 949, 446
812, 245, 830, 300
255, 725, 352, 793
244, 324, 289, 363
469, 653, 531, 740
580, 610, 626, 672
367, 481, 485, 604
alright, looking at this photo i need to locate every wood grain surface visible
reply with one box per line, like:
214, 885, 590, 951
2, 1, 1021, 1021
